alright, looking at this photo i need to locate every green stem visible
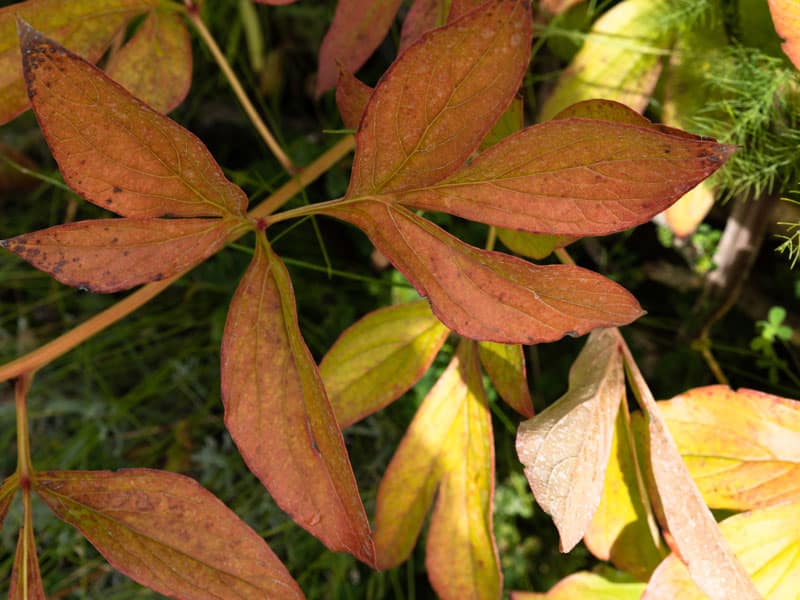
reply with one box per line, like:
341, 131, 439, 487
266, 195, 367, 225
184, 2, 296, 174
15, 373, 34, 483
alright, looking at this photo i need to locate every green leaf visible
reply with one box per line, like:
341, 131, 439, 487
221, 234, 375, 565
321, 300, 450, 428
511, 571, 646, 599
35, 469, 304, 599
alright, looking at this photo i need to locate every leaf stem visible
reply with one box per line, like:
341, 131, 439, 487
0, 137, 355, 382
15, 373, 34, 483
184, 3, 296, 174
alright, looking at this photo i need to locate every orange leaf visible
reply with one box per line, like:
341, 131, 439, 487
323, 201, 644, 344
0, 474, 18, 530
373, 341, 501, 599
346, 0, 532, 196
1, 218, 240, 293
0, 0, 156, 124
623, 352, 760, 600
105, 8, 192, 113
321, 300, 449, 428
316, 0, 403, 96
400, 118, 734, 236
584, 393, 664, 578
221, 235, 375, 565
448, 0, 492, 21
478, 341, 533, 417
18, 21, 248, 218
538, 0, 586, 16
657, 385, 800, 510
517, 329, 624, 551
335, 66, 372, 130
646, 501, 800, 600
8, 517, 46, 600
34, 469, 303, 599
769, 0, 800, 69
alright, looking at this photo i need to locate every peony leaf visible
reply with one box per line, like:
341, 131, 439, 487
769, 0, 800, 69
322, 201, 644, 344
644, 502, 800, 600
1, 218, 242, 293
335, 66, 372, 130
538, 0, 672, 120
346, 0, 532, 196
0, 0, 156, 124
448, 0, 491, 21
657, 385, 800, 510
316, 0, 403, 96
623, 354, 760, 600
221, 235, 375, 565
399, 0, 445, 52
105, 8, 192, 114
478, 341, 533, 417
497, 229, 575, 260
584, 393, 665, 579
425, 340, 500, 600
399, 117, 733, 237
18, 22, 248, 218
373, 340, 501, 599
511, 571, 647, 599
516, 329, 624, 551
321, 300, 449, 428
8, 516, 46, 600
35, 469, 304, 599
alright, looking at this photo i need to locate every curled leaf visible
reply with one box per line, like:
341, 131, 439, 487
321, 300, 450, 428
221, 235, 375, 565
517, 328, 624, 551
35, 469, 303, 599
1, 218, 240, 293
323, 201, 644, 344
18, 21, 248, 218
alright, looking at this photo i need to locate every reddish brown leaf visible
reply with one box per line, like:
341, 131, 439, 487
399, 0, 444, 52
373, 341, 501, 598
623, 350, 760, 600
316, 0, 403, 96
221, 235, 375, 565
657, 386, 800, 509
400, 118, 734, 236
8, 517, 46, 600
478, 341, 533, 417
1, 218, 241, 293
0, 0, 156, 124
18, 22, 248, 218
346, 0, 532, 196
321, 300, 449, 428
335, 66, 372, 129
517, 329, 624, 551
769, 0, 800, 69
323, 201, 644, 344
0, 475, 18, 531
448, 0, 492, 21
35, 469, 303, 599
105, 8, 192, 113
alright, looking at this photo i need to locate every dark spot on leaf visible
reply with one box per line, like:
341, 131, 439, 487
112, 186, 122, 193
105, 198, 113, 205
153, 273, 164, 281
663, 146, 671, 154
110, 237, 118, 244
52, 259, 67, 274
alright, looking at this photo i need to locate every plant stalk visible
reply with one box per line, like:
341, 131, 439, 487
185, 2, 296, 174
